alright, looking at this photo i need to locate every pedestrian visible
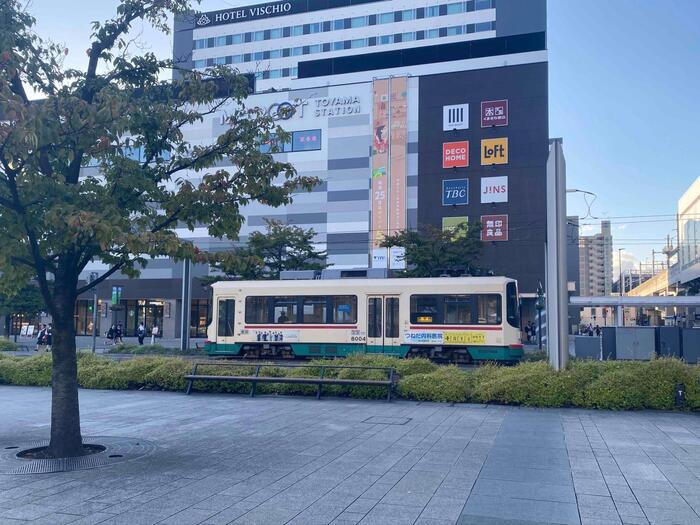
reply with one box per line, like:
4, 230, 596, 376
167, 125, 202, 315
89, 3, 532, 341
137, 323, 146, 345
150, 323, 159, 345
594, 325, 601, 337
35, 324, 46, 352
587, 324, 594, 337
45, 324, 52, 352
106, 324, 115, 342
524, 323, 531, 343
115, 322, 123, 344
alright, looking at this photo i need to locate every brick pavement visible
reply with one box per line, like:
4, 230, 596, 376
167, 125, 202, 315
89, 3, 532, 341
2, 386, 700, 524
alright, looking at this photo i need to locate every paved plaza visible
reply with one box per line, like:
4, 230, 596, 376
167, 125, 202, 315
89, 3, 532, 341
1, 387, 700, 524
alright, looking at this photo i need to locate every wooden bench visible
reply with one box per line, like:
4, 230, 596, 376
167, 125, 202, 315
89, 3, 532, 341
184, 362, 396, 401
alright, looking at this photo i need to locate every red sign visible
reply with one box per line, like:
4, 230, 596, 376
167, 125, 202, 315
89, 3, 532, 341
481, 214, 508, 241
481, 100, 508, 127
442, 141, 469, 169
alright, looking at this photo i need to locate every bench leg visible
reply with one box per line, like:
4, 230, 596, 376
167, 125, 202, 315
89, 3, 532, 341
387, 383, 392, 402
317, 383, 323, 400
250, 381, 257, 397
185, 379, 193, 395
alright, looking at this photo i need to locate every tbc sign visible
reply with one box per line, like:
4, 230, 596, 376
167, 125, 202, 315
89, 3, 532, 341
481, 138, 508, 165
442, 179, 469, 206
442, 141, 469, 168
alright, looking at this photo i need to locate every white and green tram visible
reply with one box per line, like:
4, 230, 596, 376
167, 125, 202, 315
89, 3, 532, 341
205, 276, 523, 362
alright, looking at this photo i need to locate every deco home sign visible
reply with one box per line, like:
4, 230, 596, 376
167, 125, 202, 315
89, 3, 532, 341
196, 1, 299, 27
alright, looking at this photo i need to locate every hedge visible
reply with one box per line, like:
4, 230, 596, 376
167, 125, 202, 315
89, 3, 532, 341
1, 352, 699, 410
107, 343, 204, 356
0, 339, 19, 352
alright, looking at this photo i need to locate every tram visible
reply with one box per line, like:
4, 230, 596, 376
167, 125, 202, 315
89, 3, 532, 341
204, 277, 523, 363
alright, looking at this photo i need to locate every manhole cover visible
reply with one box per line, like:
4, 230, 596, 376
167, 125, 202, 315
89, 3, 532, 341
363, 416, 412, 425
0, 437, 157, 474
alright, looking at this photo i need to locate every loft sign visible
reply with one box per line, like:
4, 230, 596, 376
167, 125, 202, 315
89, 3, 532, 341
196, 2, 295, 27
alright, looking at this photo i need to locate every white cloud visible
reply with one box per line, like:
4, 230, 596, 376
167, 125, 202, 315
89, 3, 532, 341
616, 224, 628, 230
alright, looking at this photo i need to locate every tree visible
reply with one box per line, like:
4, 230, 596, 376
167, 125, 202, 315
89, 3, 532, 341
0, 284, 46, 336
0, 0, 317, 457
381, 223, 484, 277
0, 283, 45, 317
214, 219, 328, 280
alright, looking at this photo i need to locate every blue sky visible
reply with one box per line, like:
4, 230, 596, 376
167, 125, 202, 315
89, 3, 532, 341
24, 0, 700, 274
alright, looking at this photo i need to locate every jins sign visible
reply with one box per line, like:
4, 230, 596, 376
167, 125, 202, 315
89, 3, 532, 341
196, 1, 297, 27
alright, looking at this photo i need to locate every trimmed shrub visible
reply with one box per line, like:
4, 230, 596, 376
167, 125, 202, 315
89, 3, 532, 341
474, 361, 574, 407
0, 354, 52, 386
398, 366, 472, 403
0, 339, 19, 352
584, 367, 647, 410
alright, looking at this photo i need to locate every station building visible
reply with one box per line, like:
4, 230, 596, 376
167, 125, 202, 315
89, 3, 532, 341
75, 0, 549, 340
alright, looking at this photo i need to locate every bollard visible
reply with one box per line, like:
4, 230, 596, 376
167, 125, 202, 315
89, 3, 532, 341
675, 383, 686, 409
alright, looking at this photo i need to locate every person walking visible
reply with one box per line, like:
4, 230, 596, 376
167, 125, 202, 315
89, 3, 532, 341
594, 325, 602, 337
35, 324, 46, 352
45, 324, 53, 352
137, 323, 146, 345
150, 323, 159, 345
524, 323, 531, 344
115, 322, 123, 344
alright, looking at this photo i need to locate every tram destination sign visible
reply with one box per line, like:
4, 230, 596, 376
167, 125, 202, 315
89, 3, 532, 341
194, 0, 384, 28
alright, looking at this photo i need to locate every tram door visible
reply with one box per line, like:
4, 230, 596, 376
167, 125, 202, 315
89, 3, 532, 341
366, 296, 401, 353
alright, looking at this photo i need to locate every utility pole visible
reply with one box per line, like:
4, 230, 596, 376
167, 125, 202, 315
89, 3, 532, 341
545, 138, 568, 371
536, 283, 545, 350
89, 272, 99, 353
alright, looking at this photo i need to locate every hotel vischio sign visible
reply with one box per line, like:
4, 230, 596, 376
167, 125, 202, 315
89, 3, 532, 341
196, 1, 299, 27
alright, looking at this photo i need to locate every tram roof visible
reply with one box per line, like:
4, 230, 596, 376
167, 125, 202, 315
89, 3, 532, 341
211, 276, 515, 292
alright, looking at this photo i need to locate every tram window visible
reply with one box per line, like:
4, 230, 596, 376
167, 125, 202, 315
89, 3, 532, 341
385, 297, 399, 338
274, 296, 297, 323
506, 282, 520, 328
444, 295, 472, 324
331, 295, 357, 323
368, 298, 382, 337
477, 295, 502, 325
410, 295, 439, 324
217, 299, 235, 337
303, 296, 326, 323
245, 296, 270, 323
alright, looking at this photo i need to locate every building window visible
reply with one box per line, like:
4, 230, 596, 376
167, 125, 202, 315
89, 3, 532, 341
401, 9, 415, 21
253, 30, 265, 41
216, 36, 227, 47
446, 25, 463, 36
426, 5, 440, 17
476, 0, 493, 9
309, 22, 321, 33
427, 29, 439, 39
333, 41, 344, 51
402, 32, 415, 42
350, 38, 365, 48
74, 300, 97, 336
446, 2, 464, 15
475, 21, 493, 32
333, 19, 344, 30
191, 299, 210, 338
350, 16, 366, 28
292, 25, 303, 36
378, 12, 393, 24
380, 34, 393, 45
270, 28, 282, 39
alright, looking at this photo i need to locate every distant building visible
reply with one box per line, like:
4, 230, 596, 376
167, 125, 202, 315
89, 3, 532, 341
670, 176, 700, 287
578, 220, 613, 296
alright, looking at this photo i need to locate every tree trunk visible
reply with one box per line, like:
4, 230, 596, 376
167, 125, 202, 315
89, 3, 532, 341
47, 283, 83, 458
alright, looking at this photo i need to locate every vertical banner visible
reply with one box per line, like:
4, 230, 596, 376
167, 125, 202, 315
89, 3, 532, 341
371, 79, 389, 257
389, 76, 408, 235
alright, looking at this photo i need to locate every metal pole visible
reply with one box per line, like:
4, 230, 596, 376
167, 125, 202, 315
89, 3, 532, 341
545, 138, 568, 370
92, 290, 98, 353
180, 259, 192, 353
618, 249, 624, 296
538, 309, 542, 350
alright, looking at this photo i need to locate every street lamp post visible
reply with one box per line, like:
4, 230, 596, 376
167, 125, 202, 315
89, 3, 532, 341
618, 248, 624, 297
